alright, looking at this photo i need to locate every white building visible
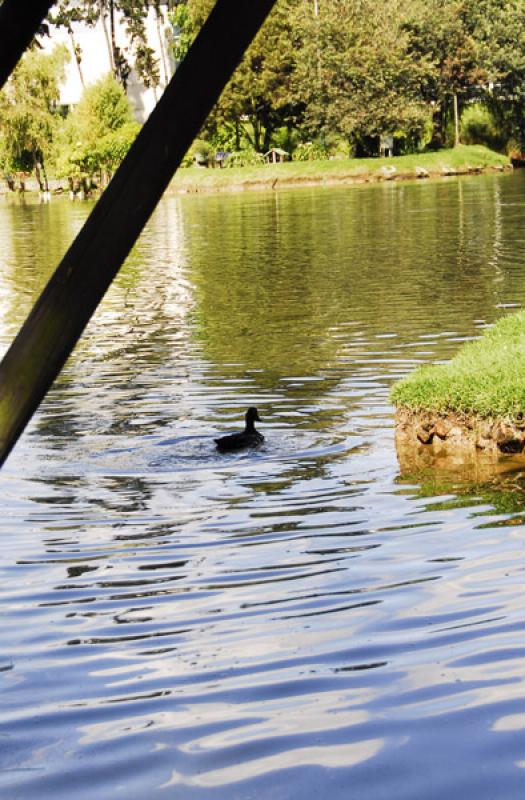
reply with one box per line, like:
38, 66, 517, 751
43, 3, 175, 123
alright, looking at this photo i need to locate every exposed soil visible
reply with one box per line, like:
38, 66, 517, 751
395, 406, 525, 476
395, 406, 525, 456
396, 407, 525, 459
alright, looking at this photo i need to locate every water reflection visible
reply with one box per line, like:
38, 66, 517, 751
3, 173, 525, 798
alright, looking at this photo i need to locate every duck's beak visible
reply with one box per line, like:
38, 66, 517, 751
255, 411, 262, 422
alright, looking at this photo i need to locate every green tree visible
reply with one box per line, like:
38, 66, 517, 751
124, 0, 525, 157
0, 44, 69, 191
402, 0, 525, 151
297, 0, 430, 155
464, 0, 525, 152
53, 73, 139, 189
170, 0, 303, 153
402, 0, 484, 147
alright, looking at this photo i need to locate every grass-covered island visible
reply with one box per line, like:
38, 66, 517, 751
392, 311, 525, 461
170, 145, 510, 195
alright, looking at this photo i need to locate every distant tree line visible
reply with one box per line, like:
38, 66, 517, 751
1, 0, 525, 191
173, 0, 525, 159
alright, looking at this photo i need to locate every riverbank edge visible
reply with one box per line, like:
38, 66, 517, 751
395, 406, 525, 458
169, 156, 512, 195
391, 309, 525, 465
0, 145, 512, 198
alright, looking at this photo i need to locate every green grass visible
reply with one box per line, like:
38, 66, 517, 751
170, 145, 510, 192
391, 310, 525, 419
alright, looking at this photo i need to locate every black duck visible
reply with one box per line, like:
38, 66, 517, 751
215, 407, 264, 452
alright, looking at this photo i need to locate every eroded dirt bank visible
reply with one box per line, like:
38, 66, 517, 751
395, 406, 525, 456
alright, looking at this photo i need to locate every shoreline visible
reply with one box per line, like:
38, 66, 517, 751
169, 162, 512, 196
0, 145, 513, 199
391, 309, 525, 471
394, 406, 525, 478
168, 145, 512, 195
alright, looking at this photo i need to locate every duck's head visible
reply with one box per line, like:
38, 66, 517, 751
246, 407, 261, 424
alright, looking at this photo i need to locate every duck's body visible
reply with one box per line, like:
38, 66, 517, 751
215, 407, 264, 452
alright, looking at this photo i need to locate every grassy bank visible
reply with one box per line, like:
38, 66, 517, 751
391, 311, 525, 420
170, 145, 510, 194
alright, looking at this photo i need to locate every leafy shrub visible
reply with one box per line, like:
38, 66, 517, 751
460, 103, 505, 151
52, 74, 138, 183
190, 139, 213, 165
293, 141, 327, 161
272, 126, 300, 154
225, 147, 264, 167
324, 134, 351, 159
96, 122, 140, 172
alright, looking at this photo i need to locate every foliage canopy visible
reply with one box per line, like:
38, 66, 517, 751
170, 0, 525, 157
53, 73, 139, 184
0, 45, 69, 188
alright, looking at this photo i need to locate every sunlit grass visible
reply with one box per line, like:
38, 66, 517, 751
170, 145, 510, 192
391, 310, 525, 419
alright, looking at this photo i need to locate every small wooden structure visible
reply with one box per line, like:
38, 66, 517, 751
264, 147, 289, 164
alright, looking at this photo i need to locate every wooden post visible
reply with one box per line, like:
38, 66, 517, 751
0, 0, 277, 468
0, 0, 56, 90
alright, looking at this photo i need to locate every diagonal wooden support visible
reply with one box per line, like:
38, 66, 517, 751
0, 0, 56, 90
0, 0, 277, 467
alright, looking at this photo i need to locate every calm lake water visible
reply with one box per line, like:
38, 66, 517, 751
3, 171, 525, 799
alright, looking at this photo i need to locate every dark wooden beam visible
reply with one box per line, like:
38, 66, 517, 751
0, 0, 56, 90
0, 0, 277, 467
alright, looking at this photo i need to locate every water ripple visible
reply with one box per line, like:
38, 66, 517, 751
4, 177, 525, 798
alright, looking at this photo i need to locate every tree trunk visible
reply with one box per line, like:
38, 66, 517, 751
155, 5, 170, 87
99, 0, 115, 74
453, 93, 460, 147
262, 124, 272, 153
109, 0, 118, 77
68, 25, 85, 88
252, 114, 261, 151
430, 104, 444, 149
33, 155, 44, 192
235, 119, 240, 150
108, 1, 130, 89
41, 160, 49, 193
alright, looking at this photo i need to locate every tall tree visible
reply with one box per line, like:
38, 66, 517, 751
297, 0, 430, 154
53, 73, 139, 187
48, 1, 98, 87
464, 0, 525, 150
402, 0, 483, 147
0, 44, 69, 191
171, 0, 302, 152
47, 0, 160, 90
